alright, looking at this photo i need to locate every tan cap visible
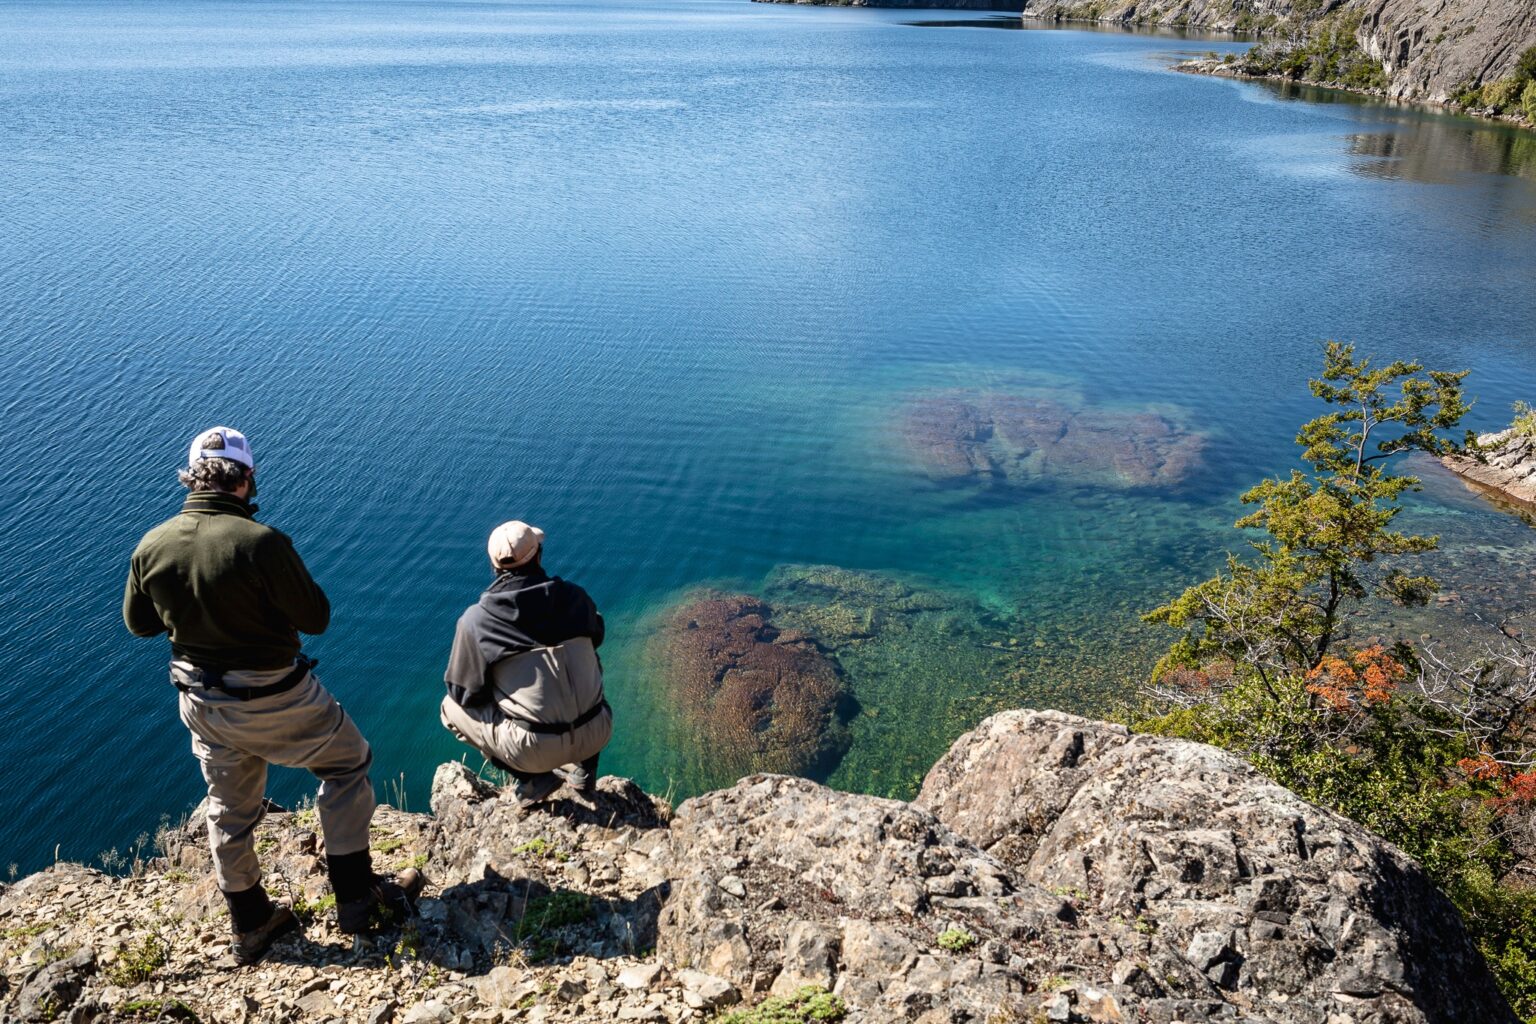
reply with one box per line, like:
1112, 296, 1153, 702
488, 521, 545, 569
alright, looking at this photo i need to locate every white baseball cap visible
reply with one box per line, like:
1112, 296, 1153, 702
488, 521, 545, 568
188, 426, 254, 469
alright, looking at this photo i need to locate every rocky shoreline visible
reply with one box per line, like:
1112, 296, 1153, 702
1441, 429, 1536, 512
0, 710, 1518, 1024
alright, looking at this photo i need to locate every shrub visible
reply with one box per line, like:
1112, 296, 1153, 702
1524, 80, 1536, 124
714, 987, 847, 1024
106, 934, 169, 987
1513, 401, 1536, 439
936, 926, 977, 953
1483, 78, 1522, 112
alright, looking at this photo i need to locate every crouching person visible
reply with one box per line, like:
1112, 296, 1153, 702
124, 427, 424, 965
441, 520, 612, 808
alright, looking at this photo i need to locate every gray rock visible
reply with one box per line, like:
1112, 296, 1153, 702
366, 1001, 397, 1024
676, 969, 738, 1009
616, 962, 664, 991
400, 999, 452, 1024
919, 709, 1519, 1024
17, 949, 94, 1023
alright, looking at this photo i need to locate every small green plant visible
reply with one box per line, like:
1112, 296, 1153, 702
4, 922, 48, 940
1511, 401, 1536, 439
292, 892, 337, 925
512, 838, 551, 858
936, 927, 977, 953
374, 838, 405, 856
393, 923, 424, 962
106, 934, 170, 987
120, 999, 200, 1021
713, 986, 847, 1023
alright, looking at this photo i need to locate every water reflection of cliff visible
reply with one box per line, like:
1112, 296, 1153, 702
1348, 123, 1536, 184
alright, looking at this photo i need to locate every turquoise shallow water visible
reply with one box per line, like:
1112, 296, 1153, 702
3, 0, 1536, 873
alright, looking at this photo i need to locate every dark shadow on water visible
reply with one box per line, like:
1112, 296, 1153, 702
1253, 80, 1536, 185
903, 15, 1023, 28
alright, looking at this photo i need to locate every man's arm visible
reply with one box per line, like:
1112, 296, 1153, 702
258, 532, 331, 635
444, 612, 490, 707
122, 558, 167, 638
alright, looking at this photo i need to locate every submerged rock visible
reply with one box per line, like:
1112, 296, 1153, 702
897, 391, 1206, 491
650, 593, 852, 780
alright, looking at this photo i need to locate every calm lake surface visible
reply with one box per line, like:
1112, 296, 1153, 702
3, 0, 1536, 873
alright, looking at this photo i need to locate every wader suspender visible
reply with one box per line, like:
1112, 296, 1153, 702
174, 654, 316, 701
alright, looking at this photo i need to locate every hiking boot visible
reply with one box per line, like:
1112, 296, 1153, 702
230, 903, 300, 966
553, 763, 596, 795
510, 771, 563, 809
337, 869, 427, 935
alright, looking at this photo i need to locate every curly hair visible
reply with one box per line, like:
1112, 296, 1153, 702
177, 458, 250, 493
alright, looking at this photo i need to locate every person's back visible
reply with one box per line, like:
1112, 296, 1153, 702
124, 426, 421, 966
127, 490, 327, 669
439, 520, 612, 807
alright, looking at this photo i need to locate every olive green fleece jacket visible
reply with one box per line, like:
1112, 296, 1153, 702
123, 491, 330, 670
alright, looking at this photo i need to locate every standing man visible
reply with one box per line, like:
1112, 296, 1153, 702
124, 426, 423, 965
440, 520, 612, 808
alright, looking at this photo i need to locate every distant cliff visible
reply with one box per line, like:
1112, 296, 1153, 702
1024, 0, 1536, 115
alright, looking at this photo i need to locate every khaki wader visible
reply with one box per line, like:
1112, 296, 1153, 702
175, 662, 375, 893
439, 638, 611, 774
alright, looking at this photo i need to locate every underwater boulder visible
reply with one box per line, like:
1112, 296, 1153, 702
652, 593, 850, 780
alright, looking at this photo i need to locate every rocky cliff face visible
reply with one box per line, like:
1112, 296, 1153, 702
1355, 0, 1536, 102
0, 711, 1518, 1024
1024, 0, 1536, 105
1020, 0, 1304, 33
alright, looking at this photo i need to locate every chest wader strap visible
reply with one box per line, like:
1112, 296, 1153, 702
174, 654, 317, 701
507, 697, 610, 736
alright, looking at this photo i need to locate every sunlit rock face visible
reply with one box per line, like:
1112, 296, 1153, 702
650, 592, 852, 780
898, 391, 1206, 491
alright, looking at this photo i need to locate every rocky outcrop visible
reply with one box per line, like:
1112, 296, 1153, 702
650, 593, 852, 780
1442, 429, 1536, 510
918, 710, 1516, 1024
899, 392, 1205, 491
0, 711, 1519, 1024
1355, 0, 1536, 103
1021, 0, 1302, 33
1028, 0, 1536, 109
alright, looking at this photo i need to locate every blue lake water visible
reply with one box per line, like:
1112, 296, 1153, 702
3, 0, 1536, 874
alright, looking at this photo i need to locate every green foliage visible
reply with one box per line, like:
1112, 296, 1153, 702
1238, 13, 1387, 90
512, 838, 552, 858
1146, 343, 1469, 681
120, 999, 201, 1022
1524, 81, 1536, 124
291, 891, 336, 925
936, 926, 977, 953
714, 987, 848, 1024
1483, 78, 1523, 113
106, 934, 170, 987
1510, 401, 1536, 439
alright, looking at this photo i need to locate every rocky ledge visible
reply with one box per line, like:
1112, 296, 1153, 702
0, 711, 1517, 1024
1441, 429, 1536, 512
